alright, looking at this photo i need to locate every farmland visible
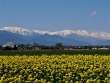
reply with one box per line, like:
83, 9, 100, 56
0, 55, 110, 83
1, 50, 110, 56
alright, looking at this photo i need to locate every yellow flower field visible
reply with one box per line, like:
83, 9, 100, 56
0, 55, 110, 83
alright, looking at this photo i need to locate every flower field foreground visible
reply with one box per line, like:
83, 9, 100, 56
0, 55, 110, 83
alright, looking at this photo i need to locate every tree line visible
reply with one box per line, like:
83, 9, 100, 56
0, 42, 110, 50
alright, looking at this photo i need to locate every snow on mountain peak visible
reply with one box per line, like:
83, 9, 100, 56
0, 26, 32, 35
33, 29, 110, 39
0, 26, 110, 40
33, 30, 50, 35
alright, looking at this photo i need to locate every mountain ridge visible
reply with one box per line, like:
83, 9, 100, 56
0, 26, 110, 39
0, 26, 110, 45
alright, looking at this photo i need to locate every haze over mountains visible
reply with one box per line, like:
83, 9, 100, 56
0, 26, 110, 45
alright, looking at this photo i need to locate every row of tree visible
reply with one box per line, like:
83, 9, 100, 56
0, 43, 64, 50
0, 42, 110, 50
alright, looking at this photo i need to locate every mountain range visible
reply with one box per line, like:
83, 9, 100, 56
0, 26, 110, 45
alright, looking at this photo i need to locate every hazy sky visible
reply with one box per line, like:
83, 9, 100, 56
0, 0, 109, 31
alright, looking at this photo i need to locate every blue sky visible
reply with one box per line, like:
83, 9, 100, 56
0, 0, 109, 32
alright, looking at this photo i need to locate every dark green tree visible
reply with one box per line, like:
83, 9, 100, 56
55, 43, 64, 49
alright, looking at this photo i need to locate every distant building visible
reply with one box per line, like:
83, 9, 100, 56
2, 42, 17, 50
98, 47, 109, 50
92, 48, 98, 50
2, 42, 15, 48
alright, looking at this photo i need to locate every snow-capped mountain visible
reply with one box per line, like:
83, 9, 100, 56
0, 26, 110, 45
34, 29, 110, 40
0, 26, 32, 35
